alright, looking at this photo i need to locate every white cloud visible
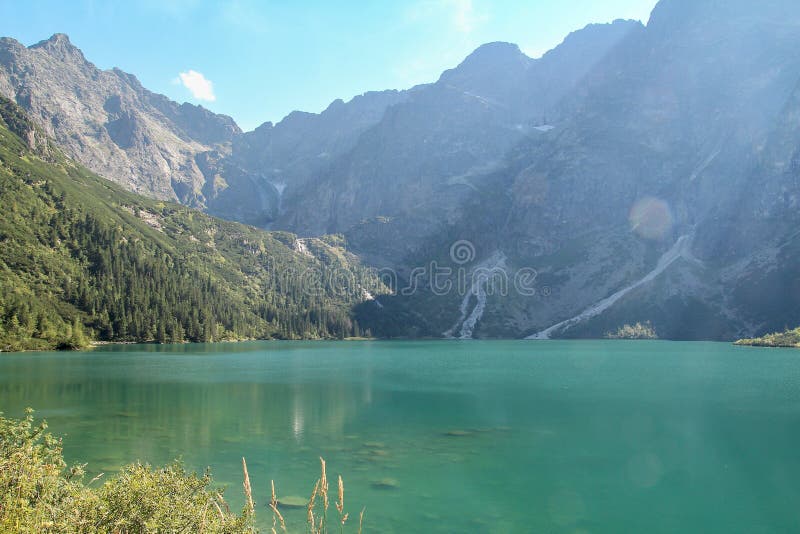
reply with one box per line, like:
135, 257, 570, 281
176, 70, 216, 102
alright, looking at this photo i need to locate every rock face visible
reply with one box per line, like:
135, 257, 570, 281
0, 34, 241, 204
2, 0, 800, 340
494, 0, 800, 340
214, 89, 408, 226
279, 21, 641, 244
0, 33, 405, 224
346, 0, 800, 340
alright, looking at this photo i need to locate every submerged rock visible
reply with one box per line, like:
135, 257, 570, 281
277, 496, 307, 509
444, 430, 473, 437
370, 478, 399, 490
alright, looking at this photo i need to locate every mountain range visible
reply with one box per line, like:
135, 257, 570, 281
0, 96, 385, 350
2, 0, 799, 342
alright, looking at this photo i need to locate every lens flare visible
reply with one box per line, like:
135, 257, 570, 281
629, 197, 673, 240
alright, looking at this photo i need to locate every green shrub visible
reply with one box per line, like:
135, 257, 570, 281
0, 410, 253, 533
1, 410, 363, 533
0, 409, 95, 532
91, 462, 254, 533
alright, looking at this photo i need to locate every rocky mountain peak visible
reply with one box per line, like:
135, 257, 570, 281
440, 42, 530, 84
0, 36, 25, 53
29, 33, 86, 62
463, 41, 525, 63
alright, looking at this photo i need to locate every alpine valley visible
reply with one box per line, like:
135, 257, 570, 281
2, 0, 799, 346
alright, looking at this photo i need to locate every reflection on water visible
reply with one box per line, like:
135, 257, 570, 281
1, 340, 800, 532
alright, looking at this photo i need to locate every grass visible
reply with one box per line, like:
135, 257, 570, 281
0, 410, 365, 533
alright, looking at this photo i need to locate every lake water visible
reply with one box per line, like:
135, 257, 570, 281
1, 340, 799, 532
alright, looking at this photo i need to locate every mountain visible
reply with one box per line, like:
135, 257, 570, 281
0, 22, 641, 237
0, 35, 408, 228
277, 21, 642, 246
490, 0, 800, 340
356, 0, 800, 340
204, 89, 408, 226
0, 34, 240, 205
3, 0, 800, 342
0, 97, 385, 351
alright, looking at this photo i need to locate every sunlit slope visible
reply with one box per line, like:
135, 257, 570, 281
0, 97, 384, 351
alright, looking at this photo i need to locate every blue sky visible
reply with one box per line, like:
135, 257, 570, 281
0, 0, 658, 131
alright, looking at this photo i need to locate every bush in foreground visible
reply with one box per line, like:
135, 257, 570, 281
0, 410, 362, 533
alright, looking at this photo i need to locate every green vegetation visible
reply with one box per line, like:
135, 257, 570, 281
735, 327, 800, 348
0, 97, 386, 351
0, 410, 253, 532
0, 410, 363, 533
605, 322, 658, 340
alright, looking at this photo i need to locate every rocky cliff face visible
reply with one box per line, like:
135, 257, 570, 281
278, 20, 641, 242
353, 0, 800, 340
2, 0, 799, 340
0, 34, 241, 204
0, 33, 406, 225
210, 89, 408, 226
489, 0, 800, 340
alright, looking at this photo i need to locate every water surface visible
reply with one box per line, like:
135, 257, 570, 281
1, 341, 798, 532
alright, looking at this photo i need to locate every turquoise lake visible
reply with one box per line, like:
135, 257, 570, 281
1, 340, 799, 532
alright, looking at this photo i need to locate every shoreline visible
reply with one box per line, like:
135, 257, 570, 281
2, 337, 741, 354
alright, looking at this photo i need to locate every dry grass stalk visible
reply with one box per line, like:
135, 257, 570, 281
315, 457, 330, 533
242, 457, 254, 516
271, 479, 278, 534
216, 493, 231, 515
320, 457, 329, 512
266, 475, 287, 532
211, 498, 225, 523
268, 500, 287, 532
358, 507, 365, 534
307, 479, 320, 531
336, 475, 344, 516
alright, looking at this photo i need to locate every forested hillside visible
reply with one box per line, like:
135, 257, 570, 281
0, 98, 385, 351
